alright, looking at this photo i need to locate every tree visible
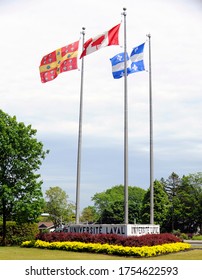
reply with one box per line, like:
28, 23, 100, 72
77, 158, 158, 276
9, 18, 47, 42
159, 172, 202, 233
162, 172, 181, 200
0, 110, 48, 245
92, 185, 146, 224
172, 173, 202, 233
161, 172, 181, 231
45, 186, 75, 227
187, 173, 202, 233
80, 206, 99, 223
141, 180, 171, 230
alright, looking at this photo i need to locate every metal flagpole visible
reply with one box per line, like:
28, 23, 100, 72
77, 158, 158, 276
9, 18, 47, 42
147, 34, 154, 224
122, 7, 128, 224
75, 27, 85, 224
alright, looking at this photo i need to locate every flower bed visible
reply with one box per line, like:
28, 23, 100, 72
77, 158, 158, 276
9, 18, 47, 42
21, 240, 190, 257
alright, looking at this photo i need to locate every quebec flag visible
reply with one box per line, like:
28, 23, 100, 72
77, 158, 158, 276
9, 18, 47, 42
110, 43, 145, 79
110, 52, 132, 79
130, 43, 145, 73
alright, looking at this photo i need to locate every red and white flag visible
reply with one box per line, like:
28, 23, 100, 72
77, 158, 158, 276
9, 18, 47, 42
80, 23, 121, 59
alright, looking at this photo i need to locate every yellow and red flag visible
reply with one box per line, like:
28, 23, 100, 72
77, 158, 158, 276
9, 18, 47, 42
39, 40, 79, 83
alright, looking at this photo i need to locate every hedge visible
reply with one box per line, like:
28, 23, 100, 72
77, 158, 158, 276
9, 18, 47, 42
0, 221, 38, 245
36, 232, 181, 247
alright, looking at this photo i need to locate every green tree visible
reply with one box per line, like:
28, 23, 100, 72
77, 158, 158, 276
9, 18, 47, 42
45, 186, 75, 227
92, 185, 146, 224
141, 180, 171, 230
0, 110, 48, 245
172, 173, 202, 233
80, 206, 99, 223
159, 172, 202, 233
161, 172, 181, 231
187, 173, 202, 233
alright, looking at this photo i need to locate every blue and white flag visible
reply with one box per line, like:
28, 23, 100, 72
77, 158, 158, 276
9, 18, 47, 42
130, 43, 145, 73
110, 52, 132, 79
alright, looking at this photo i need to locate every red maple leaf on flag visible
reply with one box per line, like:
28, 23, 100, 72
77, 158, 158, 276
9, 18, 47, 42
91, 35, 105, 49
80, 23, 121, 58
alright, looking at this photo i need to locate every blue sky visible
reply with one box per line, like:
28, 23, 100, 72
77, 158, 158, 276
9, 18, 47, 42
0, 0, 202, 210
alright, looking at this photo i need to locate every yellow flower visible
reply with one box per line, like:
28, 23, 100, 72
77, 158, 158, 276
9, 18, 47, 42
21, 240, 191, 257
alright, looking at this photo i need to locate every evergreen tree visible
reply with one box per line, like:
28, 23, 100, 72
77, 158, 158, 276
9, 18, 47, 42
173, 173, 202, 233
141, 180, 171, 230
161, 172, 181, 231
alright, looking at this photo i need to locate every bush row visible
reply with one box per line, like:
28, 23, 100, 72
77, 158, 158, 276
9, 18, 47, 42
21, 239, 191, 257
36, 232, 181, 247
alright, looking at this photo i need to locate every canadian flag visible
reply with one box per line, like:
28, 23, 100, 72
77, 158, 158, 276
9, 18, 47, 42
80, 23, 121, 59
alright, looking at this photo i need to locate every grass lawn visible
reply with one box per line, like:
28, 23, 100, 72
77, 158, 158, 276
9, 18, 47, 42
0, 246, 201, 260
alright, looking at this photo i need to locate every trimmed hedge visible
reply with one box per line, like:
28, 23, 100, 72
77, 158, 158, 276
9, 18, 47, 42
36, 232, 181, 247
0, 221, 38, 245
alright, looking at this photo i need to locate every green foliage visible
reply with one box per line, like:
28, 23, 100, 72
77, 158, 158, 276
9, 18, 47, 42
45, 186, 75, 226
179, 233, 188, 240
89, 173, 202, 233
92, 185, 146, 224
80, 206, 98, 223
0, 221, 38, 245
162, 172, 181, 200
162, 172, 202, 233
141, 180, 170, 229
0, 109, 48, 244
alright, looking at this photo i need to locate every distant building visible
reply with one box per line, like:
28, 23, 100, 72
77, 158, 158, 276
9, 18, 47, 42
38, 222, 55, 233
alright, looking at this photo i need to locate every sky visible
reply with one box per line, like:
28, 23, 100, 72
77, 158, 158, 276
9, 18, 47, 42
0, 0, 202, 211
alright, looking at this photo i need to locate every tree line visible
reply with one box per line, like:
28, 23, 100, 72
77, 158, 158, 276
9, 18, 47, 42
81, 172, 202, 234
39, 172, 202, 235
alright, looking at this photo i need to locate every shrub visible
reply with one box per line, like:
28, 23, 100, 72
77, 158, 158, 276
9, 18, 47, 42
180, 233, 188, 240
172, 229, 181, 237
35, 232, 181, 247
0, 221, 38, 245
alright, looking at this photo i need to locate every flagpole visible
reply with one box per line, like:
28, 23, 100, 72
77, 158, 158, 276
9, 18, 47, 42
122, 7, 128, 224
147, 33, 154, 224
75, 27, 85, 225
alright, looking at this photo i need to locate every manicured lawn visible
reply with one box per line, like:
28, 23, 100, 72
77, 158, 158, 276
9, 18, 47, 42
0, 246, 201, 260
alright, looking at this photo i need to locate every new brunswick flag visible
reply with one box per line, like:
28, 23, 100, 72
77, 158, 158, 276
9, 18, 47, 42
39, 41, 79, 83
